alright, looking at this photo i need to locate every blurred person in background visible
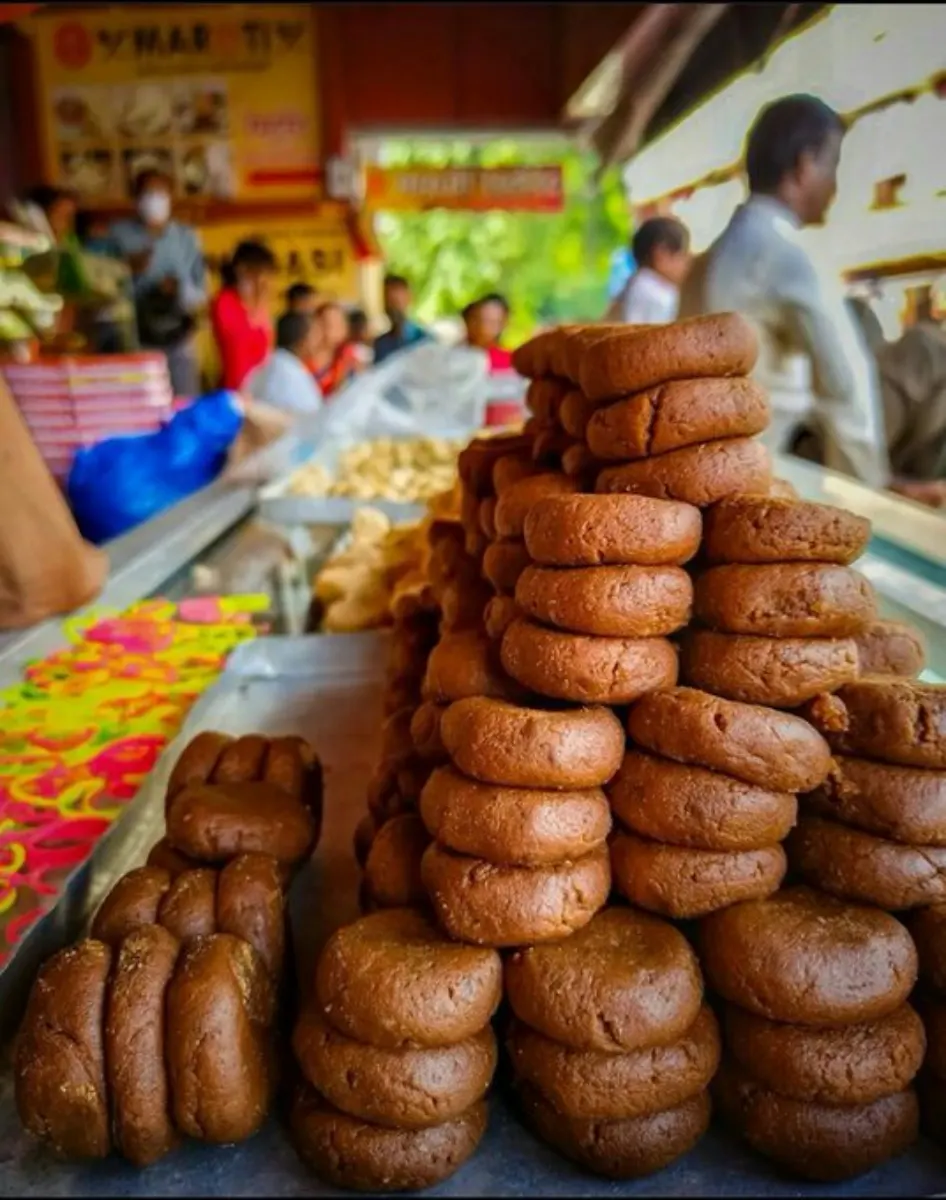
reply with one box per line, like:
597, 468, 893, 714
210, 240, 277, 391
246, 310, 323, 418
605, 217, 691, 324
285, 281, 320, 316
111, 170, 206, 396
347, 308, 374, 367
373, 273, 430, 363
679, 94, 888, 489
463, 293, 513, 371
312, 301, 363, 397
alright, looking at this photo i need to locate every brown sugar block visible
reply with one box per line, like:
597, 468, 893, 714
166, 780, 316, 865
724, 1003, 926, 1106
524, 493, 702, 568
166, 731, 233, 802
440, 697, 626, 789
363, 814, 430, 909
693, 562, 876, 638
907, 905, 946, 996
91, 865, 171, 946
626, 687, 832, 793
699, 885, 918, 1025
423, 630, 524, 704
586, 376, 769, 461
515, 563, 693, 638
353, 813, 378, 868
216, 853, 286, 979
804, 679, 946, 770
166, 933, 275, 1143
105, 925, 180, 1166
702, 497, 871, 565
494, 472, 580, 539
608, 750, 797, 851
420, 764, 611, 866
714, 1057, 918, 1182
493, 450, 542, 494
422, 842, 610, 947
483, 595, 521, 640
519, 1084, 711, 1181
290, 1087, 488, 1193
482, 538, 532, 593
501, 618, 678, 705
787, 816, 946, 911
157, 867, 218, 942
808, 756, 946, 846
505, 906, 703, 1052
559, 389, 601, 439
410, 701, 448, 761
560, 324, 627, 383
611, 832, 786, 919
458, 431, 532, 496
578, 312, 758, 401
508, 1004, 720, 1120
526, 377, 570, 423
293, 1006, 496, 1131
210, 733, 269, 784
680, 629, 859, 708
855, 619, 926, 678
478, 495, 497, 539
439, 575, 494, 632
315, 908, 502, 1049
597, 437, 773, 509
147, 837, 201, 878
14, 939, 112, 1159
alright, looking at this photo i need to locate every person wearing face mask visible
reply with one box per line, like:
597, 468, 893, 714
110, 170, 207, 395
209, 240, 278, 391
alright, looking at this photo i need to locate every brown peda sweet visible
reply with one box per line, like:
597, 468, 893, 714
440, 697, 626, 789
91, 865, 171, 947
505, 906, 703, 1052
699, 886, 918, 1025
680, 629, 859, 708
519, 1084, 711, 1180
166, 730, 233, 802
262, 735, 323, 816
482, 538, 532, 594
211, 733, 270, 784
14, 939, 112, 1159
524, 492, 702, 567
804, 679, 946, 770
724, 1002, 925, 1106
608, 750, 797, 851
216, 853, 286, 979
906, 904, 946, 996
702, 497, 871, 565
104, 925, 181, 1166
855, 619, 926, 678
501, 618, 678, 705
493, 450, 542, 494
156, 868, 218, 942
578, 312, 758, 402
515, 563, 692, 638
420, 764, 611, 866
293, 1005, 496, 1130
363, 814, 430, 909
146, 837, 200, 878
596, 437, 772, 508
787, 816, 946, 911
421, 842, 610, 947
494, 472, 580, 539
457, 431, 532, 496
483, 594, 521, 640
410, 701, 448, 762
693, 562, 876, 638
558, 389, 601, 438
315, 908, 502, 1049
626, 686, 832, 793
166, 780, 316, 864
290, 1087, 488, 1193
586, 376, 769, 461
423, 630, 523, 704
714, 1058, 918, 1182
526, 377, 570, 423
807, 755, 946, 846
610, 832, 786, 919
508, 1004, 720, 1120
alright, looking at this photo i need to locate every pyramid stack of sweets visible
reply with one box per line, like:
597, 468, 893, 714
703, 887, 923, 1181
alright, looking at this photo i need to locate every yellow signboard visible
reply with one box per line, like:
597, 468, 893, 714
24, 5, 321, 205
364, 165, 565, 213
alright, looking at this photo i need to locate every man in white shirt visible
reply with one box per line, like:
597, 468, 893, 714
679, 94, 888, 488
605, 217, 691, 325
247, 311, 323, 418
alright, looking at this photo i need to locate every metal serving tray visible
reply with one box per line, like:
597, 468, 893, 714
0, 635, 943, 1197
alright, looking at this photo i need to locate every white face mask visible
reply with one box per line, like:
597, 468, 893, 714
138, 191, 171, 225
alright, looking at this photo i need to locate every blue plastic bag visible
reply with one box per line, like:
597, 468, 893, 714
67, 389, 244, 544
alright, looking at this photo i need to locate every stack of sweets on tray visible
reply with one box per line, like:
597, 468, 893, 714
290, 909, 501, 1192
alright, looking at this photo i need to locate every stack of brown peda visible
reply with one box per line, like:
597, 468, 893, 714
790, 679, 946, 912
906, 903, 946, 1138
613, 687, 832, 918
703, 887, 923, 1181
504, 907, 719, 1179
290, 908, 501, 1191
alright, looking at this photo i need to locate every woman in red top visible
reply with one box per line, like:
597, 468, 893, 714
463, 293, 513, 370
210, 240, 277, 391
311, 301, 364, 398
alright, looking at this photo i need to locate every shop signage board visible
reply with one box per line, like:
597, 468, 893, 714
23, 5, 321, 205
364, 165, 565, 213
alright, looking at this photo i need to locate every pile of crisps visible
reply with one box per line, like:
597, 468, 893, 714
288, 437, 461, 503
313, 508, 430, 632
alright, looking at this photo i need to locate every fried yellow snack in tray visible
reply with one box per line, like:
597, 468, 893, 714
287, 438, 464, 504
